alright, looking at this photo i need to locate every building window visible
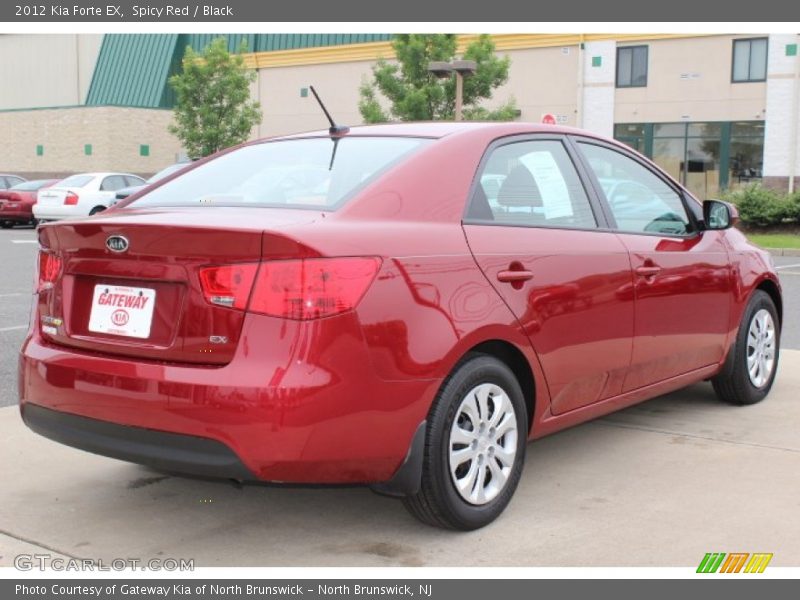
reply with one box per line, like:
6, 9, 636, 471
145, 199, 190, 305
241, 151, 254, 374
732, 38, 768, 83
614, 121, 766, 199
616, 46, 648, 88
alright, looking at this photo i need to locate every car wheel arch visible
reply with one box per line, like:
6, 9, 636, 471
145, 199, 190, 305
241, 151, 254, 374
451, 339, 537, 435
755, 277, 782, 328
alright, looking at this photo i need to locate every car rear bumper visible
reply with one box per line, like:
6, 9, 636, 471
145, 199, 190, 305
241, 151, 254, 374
19, 316, 439, 486
21, 402, 257, 480
32, 205, 85, 220
0, 208, 33, 222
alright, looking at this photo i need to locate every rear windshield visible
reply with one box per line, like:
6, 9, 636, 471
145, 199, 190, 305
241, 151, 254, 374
10, 179, 53, 191
57, 175, 93, 188
129, 137, 430, 211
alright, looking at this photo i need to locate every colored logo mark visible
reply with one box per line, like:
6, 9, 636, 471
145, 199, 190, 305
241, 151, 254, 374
697, 552, 773, 573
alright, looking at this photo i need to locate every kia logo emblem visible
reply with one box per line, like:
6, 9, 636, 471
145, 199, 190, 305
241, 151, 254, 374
111, 309, 129, 326
106, 235, 129, 253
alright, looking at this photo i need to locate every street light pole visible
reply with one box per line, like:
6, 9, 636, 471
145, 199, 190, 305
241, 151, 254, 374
454, 71, 464, 121
428, 60, 476, 122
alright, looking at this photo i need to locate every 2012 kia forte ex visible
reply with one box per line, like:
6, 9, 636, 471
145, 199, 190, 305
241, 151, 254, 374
19, 122, 782, 530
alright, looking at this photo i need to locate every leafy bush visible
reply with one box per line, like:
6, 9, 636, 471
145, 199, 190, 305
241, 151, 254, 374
721, 184, 798, 228
786, 190, 800, 222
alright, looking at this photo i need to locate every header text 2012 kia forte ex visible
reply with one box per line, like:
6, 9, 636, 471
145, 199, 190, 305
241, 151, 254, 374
19, 122, 782, 530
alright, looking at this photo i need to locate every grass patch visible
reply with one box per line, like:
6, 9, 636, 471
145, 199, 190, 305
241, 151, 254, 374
746, 233, 800, 249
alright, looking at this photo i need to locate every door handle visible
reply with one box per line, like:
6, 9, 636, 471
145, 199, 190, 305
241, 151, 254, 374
497, 270, 534, 283
635, 265, 662, 277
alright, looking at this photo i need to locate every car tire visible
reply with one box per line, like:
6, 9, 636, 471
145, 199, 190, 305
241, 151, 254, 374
403, 353, 527, 530
712, 290, 780, 405
0, 221, 13, 229
89, 206, 106, 216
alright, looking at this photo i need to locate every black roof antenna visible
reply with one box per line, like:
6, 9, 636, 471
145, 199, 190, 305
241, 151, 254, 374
309, 85, 350, 137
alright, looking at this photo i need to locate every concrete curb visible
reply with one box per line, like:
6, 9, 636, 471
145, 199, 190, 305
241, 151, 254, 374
768, 248, 800, 257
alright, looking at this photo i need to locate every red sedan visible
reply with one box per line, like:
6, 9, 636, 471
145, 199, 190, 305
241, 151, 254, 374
0, 179, 59, 228
19, 123, 782, 529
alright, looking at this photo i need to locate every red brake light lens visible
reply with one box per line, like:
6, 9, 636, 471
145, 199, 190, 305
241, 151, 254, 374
63, 192, 78, 205
38, 252, 62, 290
250, 257, 381, 320
199, 258, 381, 319
198, 263, 259, 310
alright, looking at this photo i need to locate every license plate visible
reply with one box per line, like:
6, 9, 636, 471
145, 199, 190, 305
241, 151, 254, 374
88, 284, 156, 339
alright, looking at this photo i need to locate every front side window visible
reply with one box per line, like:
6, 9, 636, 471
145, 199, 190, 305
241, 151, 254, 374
578, 142, 694, 236
616, 46, 648, 88
466, 139, 597, 229
124, 175, 146, 187
732, 38, 768, 82
130, 137, 429, 211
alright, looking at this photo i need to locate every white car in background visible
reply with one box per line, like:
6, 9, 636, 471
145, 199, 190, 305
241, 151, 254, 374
34, 172, 145, 222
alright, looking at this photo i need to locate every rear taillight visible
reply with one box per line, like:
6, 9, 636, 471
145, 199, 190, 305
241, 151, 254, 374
199, 258, 381, 320
250, 257, 381, 320
198, 263, 258, 310
63, 192, 78, 205
37, 251, 62, 290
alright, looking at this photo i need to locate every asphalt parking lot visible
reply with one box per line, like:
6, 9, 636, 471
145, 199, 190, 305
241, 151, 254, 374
1, 225, 799, 567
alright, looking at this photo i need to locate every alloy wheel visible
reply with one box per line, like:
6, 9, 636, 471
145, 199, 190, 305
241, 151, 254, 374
746, 308, 776, 388
448, 383, 518, 505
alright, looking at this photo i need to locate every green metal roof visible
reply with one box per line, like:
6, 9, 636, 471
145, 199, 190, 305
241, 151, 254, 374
86, 34, 179, 108
86, 34, 392, 109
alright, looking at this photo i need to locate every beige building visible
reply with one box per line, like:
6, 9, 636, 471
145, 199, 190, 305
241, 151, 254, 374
1, 33, 798, 198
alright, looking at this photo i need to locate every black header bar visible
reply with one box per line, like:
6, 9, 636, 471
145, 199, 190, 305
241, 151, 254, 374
1, 0, 797, 22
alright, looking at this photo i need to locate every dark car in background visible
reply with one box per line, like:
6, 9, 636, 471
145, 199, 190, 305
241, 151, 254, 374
112, 162, 192, 204
0, 179, 59, 228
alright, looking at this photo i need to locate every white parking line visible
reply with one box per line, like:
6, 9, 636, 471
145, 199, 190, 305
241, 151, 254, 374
0, 325, 26, 332
10, 240, 37, 244
776, 263, 800, 270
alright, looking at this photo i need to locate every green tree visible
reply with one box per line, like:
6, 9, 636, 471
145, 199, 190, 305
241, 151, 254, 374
359, 34, 516, 123
168, 38, 262, 158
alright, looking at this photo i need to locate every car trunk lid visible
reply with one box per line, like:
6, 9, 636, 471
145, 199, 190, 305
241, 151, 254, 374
37, 187, 76, 207
36, 207, 317, 364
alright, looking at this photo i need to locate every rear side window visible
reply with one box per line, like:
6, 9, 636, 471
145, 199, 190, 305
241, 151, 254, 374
101, 175, 128, 191
577, 142, 694, 236
130, 137, 430, 211
124, 175, 145, 186
466, 139, 597, 229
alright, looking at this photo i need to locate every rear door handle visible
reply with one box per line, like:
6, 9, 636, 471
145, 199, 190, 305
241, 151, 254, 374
497, 270, 534, 283
635, 265, 662, 277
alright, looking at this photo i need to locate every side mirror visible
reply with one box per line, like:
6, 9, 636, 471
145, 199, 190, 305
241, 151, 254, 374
703, 199, 739, 230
